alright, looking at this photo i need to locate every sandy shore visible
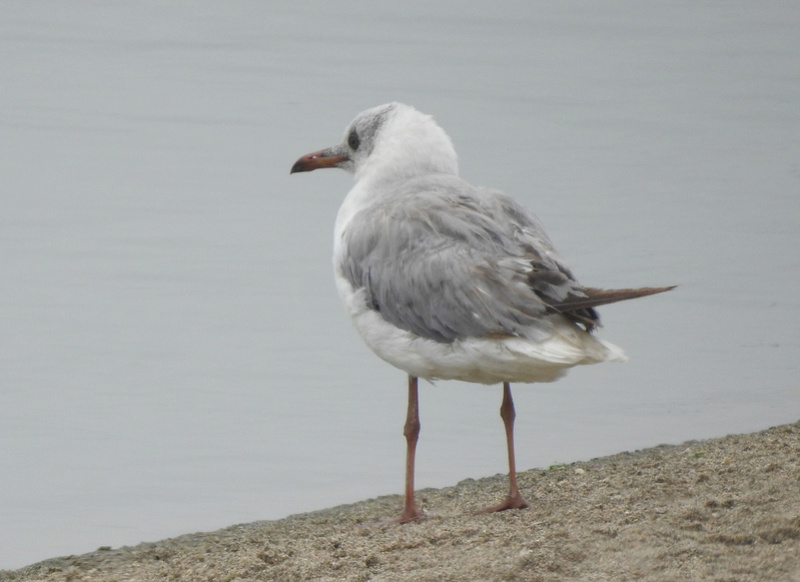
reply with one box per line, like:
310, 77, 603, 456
2, 420, 798, 582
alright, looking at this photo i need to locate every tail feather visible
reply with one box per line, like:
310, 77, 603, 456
557, 285, 676, 312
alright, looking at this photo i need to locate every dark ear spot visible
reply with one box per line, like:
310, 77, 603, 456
348, 130, 360, 151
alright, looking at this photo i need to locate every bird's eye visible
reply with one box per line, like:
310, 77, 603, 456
348, 130, 360, 151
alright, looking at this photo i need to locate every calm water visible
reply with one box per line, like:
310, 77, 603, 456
2, 1, 799, 570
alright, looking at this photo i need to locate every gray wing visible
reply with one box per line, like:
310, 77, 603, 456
339, 175, 598, 343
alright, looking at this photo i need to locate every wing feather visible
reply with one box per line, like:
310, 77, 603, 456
339, 175, 595, 343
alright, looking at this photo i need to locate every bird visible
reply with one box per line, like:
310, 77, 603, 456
290, 102, 674, 523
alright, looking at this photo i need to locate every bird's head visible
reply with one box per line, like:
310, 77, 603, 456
291, 102, 458, 184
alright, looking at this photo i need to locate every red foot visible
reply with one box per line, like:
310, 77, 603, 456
472, 492, 530, 514
383, 507, 427, 524
364, 505, 426, 527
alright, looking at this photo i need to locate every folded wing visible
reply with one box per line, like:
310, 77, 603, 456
339, 175, 673, 344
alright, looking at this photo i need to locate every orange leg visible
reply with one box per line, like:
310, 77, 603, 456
385, 375, 425, 523
474, 382, 530, 513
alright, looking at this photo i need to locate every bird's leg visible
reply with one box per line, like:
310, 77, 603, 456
386, 375, 425, 523
474, 382, 530, 513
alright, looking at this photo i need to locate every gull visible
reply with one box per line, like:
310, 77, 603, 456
291, 102, 673, 523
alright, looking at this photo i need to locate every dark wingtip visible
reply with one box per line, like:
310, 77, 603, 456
557, 285, 677, 312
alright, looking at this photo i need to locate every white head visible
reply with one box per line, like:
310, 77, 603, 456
291, 102, 459, 184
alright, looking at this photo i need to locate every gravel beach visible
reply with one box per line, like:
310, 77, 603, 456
2, 420, 798, 582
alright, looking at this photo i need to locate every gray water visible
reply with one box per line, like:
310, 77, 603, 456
2, 1, 799, 570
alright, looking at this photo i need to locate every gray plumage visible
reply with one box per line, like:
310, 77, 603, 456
339, 173, 595, 344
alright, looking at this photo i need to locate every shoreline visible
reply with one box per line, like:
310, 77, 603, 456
3, 420, 799, 581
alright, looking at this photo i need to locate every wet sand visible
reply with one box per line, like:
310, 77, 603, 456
2, 420, 798, 582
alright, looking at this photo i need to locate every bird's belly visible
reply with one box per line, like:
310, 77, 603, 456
335, 275, 626, 385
